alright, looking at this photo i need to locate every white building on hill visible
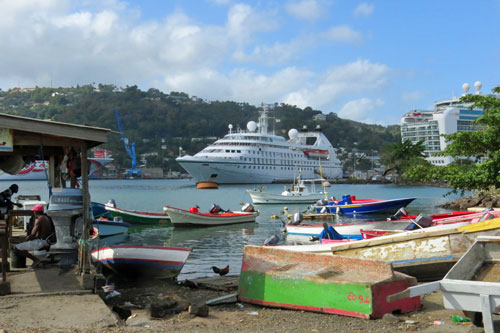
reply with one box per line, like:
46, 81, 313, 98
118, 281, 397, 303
400, 81, 497, 166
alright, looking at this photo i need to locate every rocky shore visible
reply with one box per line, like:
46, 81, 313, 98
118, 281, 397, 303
439, 194, 500, 210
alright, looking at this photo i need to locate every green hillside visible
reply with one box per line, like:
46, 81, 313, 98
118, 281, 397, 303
0, 85, 401, 172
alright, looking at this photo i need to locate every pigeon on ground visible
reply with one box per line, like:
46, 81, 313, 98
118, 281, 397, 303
211, 265, 230, 276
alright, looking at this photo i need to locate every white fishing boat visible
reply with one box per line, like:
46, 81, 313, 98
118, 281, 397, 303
0, 157, 113, 180
163, 205, 259, 227
247, 174, 327, 204
176, 105, 343, 184
91, 245, 191, 279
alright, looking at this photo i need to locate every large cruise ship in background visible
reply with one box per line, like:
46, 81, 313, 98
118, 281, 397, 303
177, 105, 343, 184
400, 81, 498, 166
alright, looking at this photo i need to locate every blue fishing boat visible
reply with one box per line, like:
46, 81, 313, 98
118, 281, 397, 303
312, 195, 415, 215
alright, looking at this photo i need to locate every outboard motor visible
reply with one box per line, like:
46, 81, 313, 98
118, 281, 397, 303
288, 212, 303, 225
210, 204, 221, 214
106, 199, 116, 208
389, 207, 409, 220
479, 208, 495, 222
404, 213, 433, 231
47, 188, 84, 251
241, 203, 255, 212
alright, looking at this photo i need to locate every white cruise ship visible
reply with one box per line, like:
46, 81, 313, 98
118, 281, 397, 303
400, 81, 497, 166
176, 106, 343, 184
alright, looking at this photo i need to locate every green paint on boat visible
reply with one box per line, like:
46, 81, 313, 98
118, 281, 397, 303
239, 270, 373, 314
107, 209, 172, 226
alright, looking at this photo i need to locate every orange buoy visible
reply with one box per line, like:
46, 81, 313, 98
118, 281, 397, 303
196, 181, 219, 189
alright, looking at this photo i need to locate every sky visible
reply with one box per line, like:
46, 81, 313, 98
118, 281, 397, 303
0, 0, 498, 125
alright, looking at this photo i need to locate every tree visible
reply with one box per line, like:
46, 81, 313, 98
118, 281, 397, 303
405, 86, 500, 194
380, 140, 428, 178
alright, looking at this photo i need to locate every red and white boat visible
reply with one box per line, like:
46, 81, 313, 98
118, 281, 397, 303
303, 149, 329, 159
163, 205, 259, 227
91, 245, 191, 279
0, 157, 113, 180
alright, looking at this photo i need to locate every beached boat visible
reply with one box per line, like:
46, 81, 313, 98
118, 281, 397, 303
163, 205, 259, 227
238, 245, 421, 319
105, 201, 171, 225
247, 175, 327, 204
91, 245, 191, 279
278, 217, 500, 281
312, 195, 416, 215
388, 236, 500, 331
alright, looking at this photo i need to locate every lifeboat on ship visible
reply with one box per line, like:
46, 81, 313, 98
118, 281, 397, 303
303, 149, 329, 159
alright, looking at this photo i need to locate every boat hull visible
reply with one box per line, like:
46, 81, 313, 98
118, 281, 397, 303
238, 246, 420, 319
164, 206, 259, 227
247, 190, 324, 204
105, 205, 171, 226
93, 219, 131, 237
91, 245, 191, 279
329, 219, 500, 281
177, 158, 342, 184
313, 197, 416, 215
285, 220, 410, 240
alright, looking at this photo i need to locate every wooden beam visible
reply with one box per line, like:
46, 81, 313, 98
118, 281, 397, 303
0, 115, 109, 144
80, 143, 91, 274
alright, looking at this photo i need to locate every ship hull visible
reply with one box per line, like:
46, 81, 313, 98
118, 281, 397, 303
177, 159, 342, 184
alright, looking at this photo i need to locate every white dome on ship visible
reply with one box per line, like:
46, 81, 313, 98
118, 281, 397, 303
288, 128, 299, 140
247, 121, 257, 132
462, 83, 470, 94
474, 81, 482, 94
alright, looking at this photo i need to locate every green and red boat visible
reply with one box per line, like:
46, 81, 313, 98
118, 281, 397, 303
238, 245, 420, 319
105, 202, 171, 226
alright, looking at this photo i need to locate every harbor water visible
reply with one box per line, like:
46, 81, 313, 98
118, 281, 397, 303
1, 179, 465, 279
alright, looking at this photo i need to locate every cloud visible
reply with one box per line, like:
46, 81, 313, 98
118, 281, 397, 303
338, 98, 384, 123
353, 3, 374, 17
285, 0, 323, 20
401, 90, 426, 104
0, 1, 391, 124
283, 59, 390, 112
324, 25, 362, 44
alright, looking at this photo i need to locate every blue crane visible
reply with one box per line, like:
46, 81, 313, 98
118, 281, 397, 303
114, 108, 141, 177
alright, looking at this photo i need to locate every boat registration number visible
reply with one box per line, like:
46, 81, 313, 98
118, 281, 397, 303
347, 292, 371, 304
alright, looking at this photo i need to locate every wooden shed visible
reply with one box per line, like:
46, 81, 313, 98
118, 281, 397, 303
0, 113, 111, 292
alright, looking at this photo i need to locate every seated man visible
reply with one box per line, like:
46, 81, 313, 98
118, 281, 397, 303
319, 222, 344, 240
14, 204, 54, 268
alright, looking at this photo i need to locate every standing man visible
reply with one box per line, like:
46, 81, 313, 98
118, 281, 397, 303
14, 205, 54, 268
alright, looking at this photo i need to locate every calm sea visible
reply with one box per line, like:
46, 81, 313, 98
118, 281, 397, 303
1, 179, 465, 279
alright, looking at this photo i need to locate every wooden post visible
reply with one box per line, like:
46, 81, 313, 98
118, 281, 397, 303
80, 144, 90, 274
49, 155, 55, 188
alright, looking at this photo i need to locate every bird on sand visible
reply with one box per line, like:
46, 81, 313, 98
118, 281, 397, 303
211, 265, 230, 276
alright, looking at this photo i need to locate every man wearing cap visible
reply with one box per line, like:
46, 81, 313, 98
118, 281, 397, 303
14, 204, 53, 268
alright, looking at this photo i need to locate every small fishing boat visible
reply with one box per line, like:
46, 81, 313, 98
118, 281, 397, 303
312, 195, 416, 215
93, 218, 131, 238
279, 217, 500, 281
91, 245, 191, 279
105, 200, 171, 225
388, 235, 500, 331
238, 245, 420, 319
247, 175, 327, 204
284, 210, 483, 240
163, 204, 259, 227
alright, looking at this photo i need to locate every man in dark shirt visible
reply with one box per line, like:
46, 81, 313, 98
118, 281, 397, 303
0, 184, 22, 213
14, 204, 53, 268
